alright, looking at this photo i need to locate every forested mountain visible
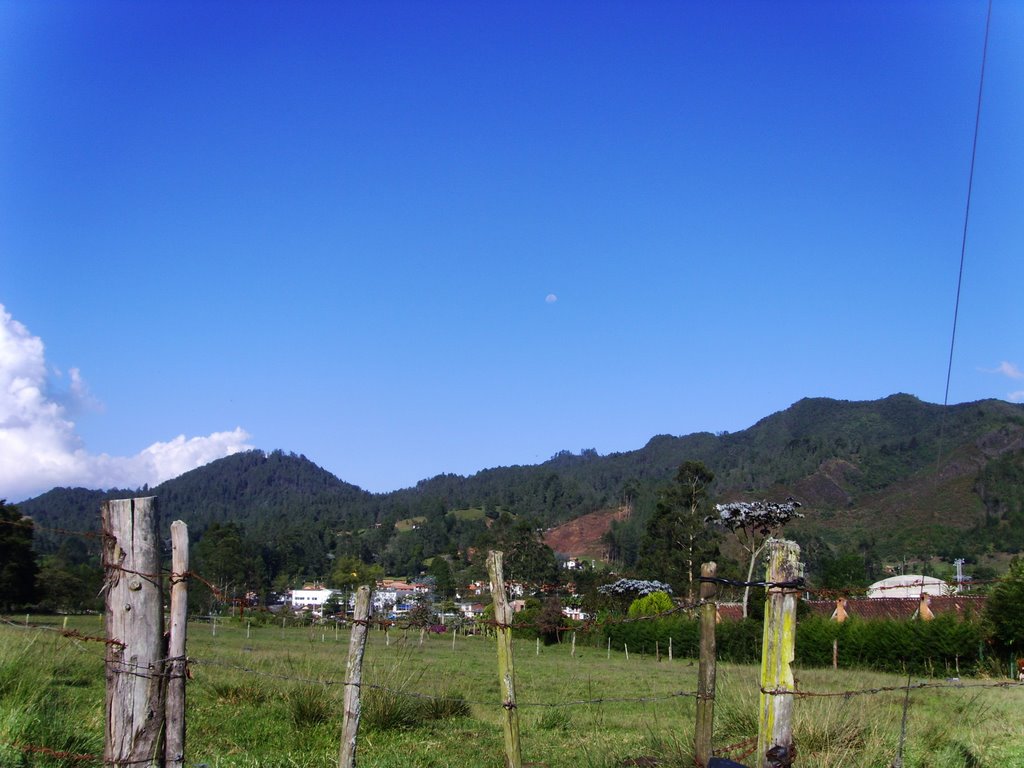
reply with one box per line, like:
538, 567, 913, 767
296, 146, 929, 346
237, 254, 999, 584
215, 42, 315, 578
16, 394, 1024, 605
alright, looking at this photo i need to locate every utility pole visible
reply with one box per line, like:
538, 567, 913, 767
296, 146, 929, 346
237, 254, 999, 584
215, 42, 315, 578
954, 558, 965, 592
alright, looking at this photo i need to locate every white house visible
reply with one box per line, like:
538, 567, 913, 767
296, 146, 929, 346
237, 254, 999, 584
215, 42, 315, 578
290, 588, 337, 612
562, 606, 589, 622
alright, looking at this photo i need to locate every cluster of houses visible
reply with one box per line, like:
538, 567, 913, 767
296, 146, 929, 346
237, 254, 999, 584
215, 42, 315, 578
288, 578, 537, 622
288, 572, 982, 626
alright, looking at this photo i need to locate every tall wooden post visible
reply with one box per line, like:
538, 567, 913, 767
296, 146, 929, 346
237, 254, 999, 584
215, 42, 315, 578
165, 521, 189, 768
695, 562, 719, 767
339, 586, 371, 768
487, 551, 522, 768
757, 539, 802, 768
102, 497, 166, 768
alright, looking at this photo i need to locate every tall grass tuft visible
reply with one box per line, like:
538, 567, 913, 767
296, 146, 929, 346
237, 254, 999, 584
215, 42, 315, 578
361, 649, 470, 730
361, 653, 424, 730
422, 688, 471, 721
0, 635, 103, 765
536, 706, 573, 732
210, 678, 271, 706
286, 684, 335, 727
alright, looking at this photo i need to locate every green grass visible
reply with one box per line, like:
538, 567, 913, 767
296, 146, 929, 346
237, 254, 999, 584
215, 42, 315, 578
2, 615, 1023, 767
393, 516, 427, 532
448, 508, 487, 522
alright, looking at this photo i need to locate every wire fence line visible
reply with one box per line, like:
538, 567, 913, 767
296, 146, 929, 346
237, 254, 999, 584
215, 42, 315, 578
5, 512, 1022, 767
4, 610, 1024, 768
5, 612, 1023, 708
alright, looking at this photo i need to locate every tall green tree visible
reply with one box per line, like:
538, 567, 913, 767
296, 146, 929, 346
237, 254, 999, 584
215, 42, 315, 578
637, 461, 719, 598
191, 522, 264, 613
329, 555, 382, 592
0, 501, 37, 610
481, 513, 559, 588
428, 556, 456, 598
985, 556, 1024, 661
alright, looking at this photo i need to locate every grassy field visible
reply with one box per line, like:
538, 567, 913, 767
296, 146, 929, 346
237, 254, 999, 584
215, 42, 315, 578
2, 615, 1023, 767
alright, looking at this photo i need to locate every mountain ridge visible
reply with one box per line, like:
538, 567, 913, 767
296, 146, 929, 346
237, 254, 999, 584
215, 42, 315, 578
17, 394, 1024, 583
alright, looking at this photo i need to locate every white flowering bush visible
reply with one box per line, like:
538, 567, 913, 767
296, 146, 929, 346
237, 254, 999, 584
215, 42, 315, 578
708, 499, 803, 617
597, 578, 673, 597
710, 500, 803, 535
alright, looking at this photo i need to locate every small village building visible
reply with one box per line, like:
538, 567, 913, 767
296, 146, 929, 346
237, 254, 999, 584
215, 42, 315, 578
866, 575, 949, 599
290, 587, 336, 612
562, 606, 589, 622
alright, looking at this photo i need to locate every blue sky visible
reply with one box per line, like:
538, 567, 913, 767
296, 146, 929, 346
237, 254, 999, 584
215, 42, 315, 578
2, 1, 1021, 501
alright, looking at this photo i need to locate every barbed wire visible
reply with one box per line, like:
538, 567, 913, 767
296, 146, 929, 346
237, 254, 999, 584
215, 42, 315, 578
0, 515, 103, 540
714, 735, 759, 763
0, 740, 100, 764
761, 679, 1024, 699
187, 656, 702, 708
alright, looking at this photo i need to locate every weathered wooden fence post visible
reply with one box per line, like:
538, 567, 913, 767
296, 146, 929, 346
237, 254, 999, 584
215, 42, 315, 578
757, 539, 802, 768
165, 520, 189, 768
487, 550, 523, 768
695, 561, 719, 768
102, 497, 166, 768
339, 585, 371, 768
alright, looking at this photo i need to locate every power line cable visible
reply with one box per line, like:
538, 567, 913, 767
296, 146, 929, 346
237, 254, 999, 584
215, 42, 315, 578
938, 0, 992, 466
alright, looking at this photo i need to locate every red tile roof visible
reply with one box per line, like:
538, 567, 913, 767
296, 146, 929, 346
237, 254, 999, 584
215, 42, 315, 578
803, 595, 986, 621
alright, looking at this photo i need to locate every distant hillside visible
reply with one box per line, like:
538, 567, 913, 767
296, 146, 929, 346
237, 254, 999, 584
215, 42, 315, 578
19, 395, 1024, 584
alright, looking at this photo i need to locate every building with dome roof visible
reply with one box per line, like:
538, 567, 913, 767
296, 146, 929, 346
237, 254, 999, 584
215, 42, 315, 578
866, 574, 949, 599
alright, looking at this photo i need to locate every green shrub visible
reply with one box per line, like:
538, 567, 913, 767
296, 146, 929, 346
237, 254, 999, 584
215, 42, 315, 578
626, 591, 674, 618
795, 614, 985, 675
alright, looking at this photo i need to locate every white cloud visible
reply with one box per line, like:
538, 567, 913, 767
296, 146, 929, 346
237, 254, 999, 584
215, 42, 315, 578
545, 293, 558, 304
984, 361, 1024, 379
0, 304, 253, 501
1009, 391, 1024, 404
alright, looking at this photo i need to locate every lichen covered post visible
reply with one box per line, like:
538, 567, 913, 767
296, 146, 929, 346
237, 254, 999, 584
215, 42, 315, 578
487, 550, 522, 768
694, 561, 719, 767
757, 539, 802, 768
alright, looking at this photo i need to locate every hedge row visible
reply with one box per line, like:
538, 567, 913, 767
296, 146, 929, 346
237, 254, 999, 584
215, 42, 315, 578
595, 614, 986, 675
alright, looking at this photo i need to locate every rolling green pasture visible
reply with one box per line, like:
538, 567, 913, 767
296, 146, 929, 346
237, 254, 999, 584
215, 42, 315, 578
1, 615, 1023, 768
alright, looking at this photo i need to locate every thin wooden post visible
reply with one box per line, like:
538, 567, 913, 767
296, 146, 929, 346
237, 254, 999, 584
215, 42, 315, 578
338, 586, 371, 768
102, 497, 165, 768
165, 521, 189, 768
571, 632, 576, 658
695, 561, 719, 768
832, 639, 838, 670
486, 551, 522, 768
669, 635, 673, 662
624, 643, 629, 661
607, 636, 610, 659
757, 540, 802, 768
